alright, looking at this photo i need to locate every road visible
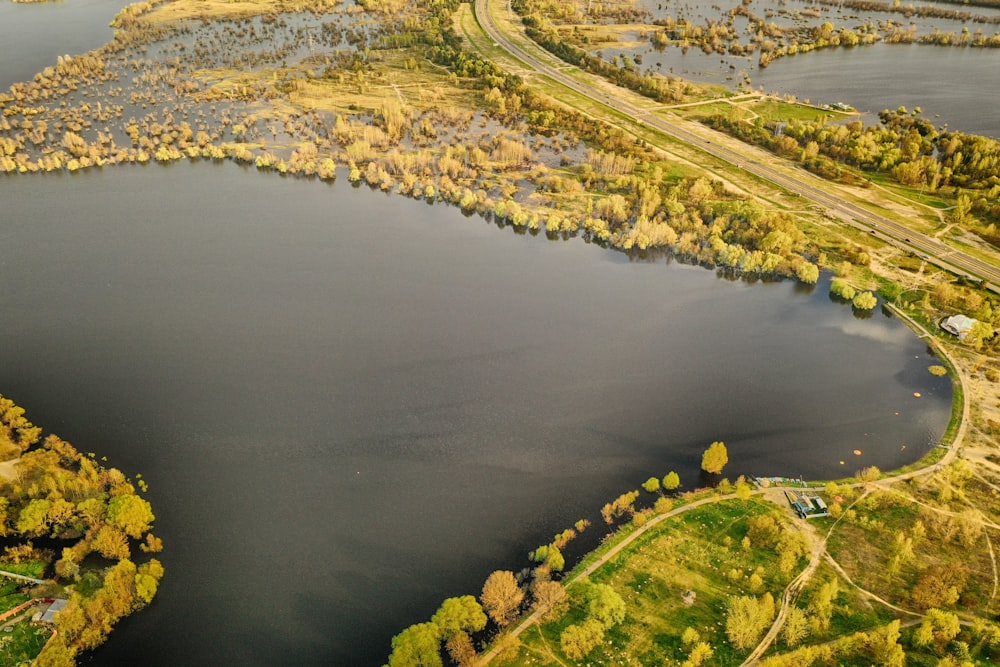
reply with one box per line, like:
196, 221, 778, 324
473, 0, 1000, 292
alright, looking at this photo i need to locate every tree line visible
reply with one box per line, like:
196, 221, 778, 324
383, 441, 736, 665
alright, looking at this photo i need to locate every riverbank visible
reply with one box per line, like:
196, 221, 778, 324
471, 307, 1000, 666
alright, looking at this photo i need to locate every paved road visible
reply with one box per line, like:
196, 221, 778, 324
473, 0, 1000, 292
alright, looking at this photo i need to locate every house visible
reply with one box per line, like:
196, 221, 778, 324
785, 491, 830, 519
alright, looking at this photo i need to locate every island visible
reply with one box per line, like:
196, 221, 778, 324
0, 396, 163, 666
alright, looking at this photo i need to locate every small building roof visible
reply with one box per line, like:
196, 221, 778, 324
39, 599, 67, 624
941, 314, 978, 340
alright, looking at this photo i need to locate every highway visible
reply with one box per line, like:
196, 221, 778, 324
473, 0, 1000, 291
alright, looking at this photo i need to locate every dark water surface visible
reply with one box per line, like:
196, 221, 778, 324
753, 43, 1000, 137
0, 162, 951, 665
0, 0, 131, 91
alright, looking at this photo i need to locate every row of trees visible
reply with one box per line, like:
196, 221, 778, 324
384, 439, 737, 665
704, 108, 1000, 264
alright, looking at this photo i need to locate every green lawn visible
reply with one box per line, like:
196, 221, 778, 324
494, 497, 798, 667
0, 621, 53, 665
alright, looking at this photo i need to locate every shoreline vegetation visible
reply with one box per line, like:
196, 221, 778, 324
0, 396, 163, 667
0, 0, 999, 664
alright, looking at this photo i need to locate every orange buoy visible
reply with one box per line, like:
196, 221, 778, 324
853, 449, 862, 456
913, 392, 922, 398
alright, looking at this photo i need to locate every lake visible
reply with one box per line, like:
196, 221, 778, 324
0, 162, 952, 665
607, 0, 1000, 137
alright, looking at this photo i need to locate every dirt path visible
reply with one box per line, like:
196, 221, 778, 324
474, 491, 743, 665
0, 458, 20, 482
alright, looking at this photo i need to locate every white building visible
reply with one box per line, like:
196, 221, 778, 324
940, 314, 978, 341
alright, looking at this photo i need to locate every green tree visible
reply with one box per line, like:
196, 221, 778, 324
387, 622, 442, 667
683, 642, 714, 667
586, 583, 626, 628
852, 291, 878, 310
545, 545, 565, 572
725, 594, 774, 649
782, 605, 809, 647
796, 261, 819, 284
16, 498, 52, 536
830, 278, 856, 300
662, 471, 681, 491
135, 572, 159, 604
641, 476, 660, 493
702, 441, 729, 475
951, 193, 972, 226
431, 596, 487, 638
735, 477, 752, 500
913, 609, 961, 654
809, 579, 839, 632
106, 493, 155, 539
862, 620, 905, 667
560, 618, 605, 660
480, 570, 524, 627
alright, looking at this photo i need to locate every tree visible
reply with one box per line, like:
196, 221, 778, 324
16, 498, 51, 536
34, 634, 77, 667
796, 261, 819, 284
951, 193, 972, 226
387, 623, 442, 667
654, 496, 674, 514
560, 618, 604, 660
702, 441, 729, 475
862, 620, 905, 667
662, 471, 681, 491
106, 493, 155, 539
913, 609, 961, 654
444, 632, 476, 667
683, 642, 714, 667
852, 291, 878, 310
809, 579, 839, 632
725, 594, 774, 649
531, 580, 566, 616
480, 571, 524, 627
91, 525, 130, 560
642, 476, 660, 493
912, 565, 968, 610
858, 465, 881, 483
955, 508, 984, 547
681, 627, 700, 646
431, 596, 487, 638
586, 583, 626, 628
830, 278, 856, 300
782, 605, 809, 647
